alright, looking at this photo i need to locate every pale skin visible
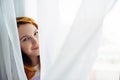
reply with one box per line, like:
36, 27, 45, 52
18, 24, 39, 66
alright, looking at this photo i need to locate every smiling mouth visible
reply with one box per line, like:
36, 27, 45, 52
32, 47, 39, 50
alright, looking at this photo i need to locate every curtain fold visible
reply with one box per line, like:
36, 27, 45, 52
39, 0, 117, 80
13, 0, 26, 17
37, 1, 59, 80
0, 0, 27, 80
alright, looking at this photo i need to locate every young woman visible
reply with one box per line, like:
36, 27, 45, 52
16, 17, 40, 80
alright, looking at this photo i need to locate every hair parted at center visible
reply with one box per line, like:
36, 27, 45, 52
16, 17, 38, 29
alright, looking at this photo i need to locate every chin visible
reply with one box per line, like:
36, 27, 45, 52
31, 50, 39, 56
33, 52, 39, 56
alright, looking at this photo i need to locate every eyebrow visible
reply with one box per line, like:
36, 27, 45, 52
20, 29, 38, 40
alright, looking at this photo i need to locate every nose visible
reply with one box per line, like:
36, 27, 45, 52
32, 37, 39, 46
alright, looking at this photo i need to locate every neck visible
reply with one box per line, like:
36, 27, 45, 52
30, 56, 39, 66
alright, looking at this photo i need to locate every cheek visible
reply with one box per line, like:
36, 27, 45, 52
21, 42, 32, 55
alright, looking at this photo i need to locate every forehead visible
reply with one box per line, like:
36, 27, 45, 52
18, 24, 37, 38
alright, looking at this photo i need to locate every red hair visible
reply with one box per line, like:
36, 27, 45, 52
16, 17, 39, 80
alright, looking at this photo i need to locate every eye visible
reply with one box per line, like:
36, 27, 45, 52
22, 37, 30, 42
34, 31, 38, 36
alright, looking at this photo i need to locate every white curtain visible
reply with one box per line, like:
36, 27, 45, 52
0, 0, 27, 80
0, 0, 117, 80
39, 0, 117, 80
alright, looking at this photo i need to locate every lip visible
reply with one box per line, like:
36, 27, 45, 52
32, 47, 39, 50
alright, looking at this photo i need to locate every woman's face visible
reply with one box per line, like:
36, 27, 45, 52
18, 24, 39, 58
